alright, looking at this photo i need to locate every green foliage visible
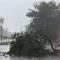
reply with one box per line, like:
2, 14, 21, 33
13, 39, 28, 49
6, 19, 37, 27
9, 1, 60, 56
26, 1, 60, 41
9, 31, 47, 56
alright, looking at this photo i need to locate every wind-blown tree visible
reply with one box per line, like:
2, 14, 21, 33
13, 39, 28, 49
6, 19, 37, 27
9, 1, 60, 56
21, 31, 48, 56
26, 1, 60, 51
9, 31, 47, 56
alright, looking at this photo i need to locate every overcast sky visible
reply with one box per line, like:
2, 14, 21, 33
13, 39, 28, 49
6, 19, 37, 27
0, 0, 59, 33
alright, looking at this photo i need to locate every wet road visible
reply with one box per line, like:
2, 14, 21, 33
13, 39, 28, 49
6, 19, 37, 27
0, 45, 60, 60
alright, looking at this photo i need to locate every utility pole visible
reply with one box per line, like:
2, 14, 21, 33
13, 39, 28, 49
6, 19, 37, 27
0, 17, 4, 45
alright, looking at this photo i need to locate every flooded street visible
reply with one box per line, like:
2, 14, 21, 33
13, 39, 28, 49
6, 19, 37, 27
0, 45, 60, 60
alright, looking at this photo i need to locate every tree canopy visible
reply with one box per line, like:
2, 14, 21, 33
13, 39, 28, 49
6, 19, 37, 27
26, 1, 60, 41
9, 1, 60, 56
